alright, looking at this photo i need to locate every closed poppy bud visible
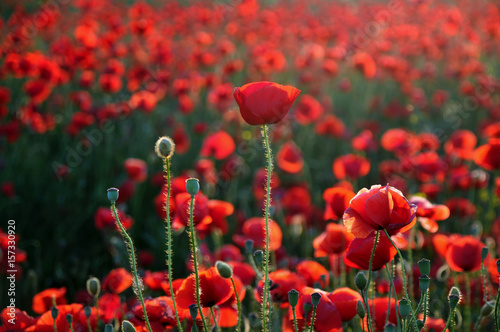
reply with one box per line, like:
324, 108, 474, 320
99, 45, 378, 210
311, 292, 322, 307
107, 187, 119, 203
155, 136, 175, 159
66, 314, 73, 324
288, 289, 299, 308
245, 239, 254, 254
384, 323, 396, 332
419, 275, 430, 292
233, 81, 301, 125
216, 261, 233, 279
355, 271, 367, 291
84, 306, 92, 318
86, 277, 101, 297
418, 258, 431, 276
482, 247, 489, 261
51, 307, 59, 320
398, 298, 411, 318
253, 250, 264, 267
122, 320, 137, 332
356, 300, 365, 318
105, 324, 113, 332
448, 287, 461, 309
185, 178, 200, 196
189, 304, 198, 320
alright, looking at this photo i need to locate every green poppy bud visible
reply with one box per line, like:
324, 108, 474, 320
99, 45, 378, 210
66, 314, 73, 324
122, 320, 137, 332
216, 261, 233, 279
398, 298, 411, 318
419, 274, 430, 292
481, 247, 489, 262
357, 300, 366, 318
185, 178, 200, 196
107, 187, 119, 203
155, 136, 175, 159
245, 239, 254, 254
355, 271, 367, 291
253, 250, 264, 266
51, 307, 59, 320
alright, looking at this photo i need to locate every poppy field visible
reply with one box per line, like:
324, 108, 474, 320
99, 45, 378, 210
2, 0, 500, 331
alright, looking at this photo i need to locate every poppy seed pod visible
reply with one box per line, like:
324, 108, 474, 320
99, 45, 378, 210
311, 292, 322, 307
288, 289, 299, 308
245, 239, 254, 254
384, 323, 396, 332
356, 300, 365, 318
189, 304, 198, 320
303, 302, 312, 316
419, 274, 430, 292
104, 324, 113, 332
398, 298, 411, 318
107, 187, 119, 203
253, 250, 264, 266
418, 258, 431, 276
51, 307, 59, 320
185, 178, 200, 196
355, 271, 367, 291
86, 277, 101, 297
155, 136, 175, 159
122, 320, 137, 332
84, 306, 92, 318
215, 261, 233, 279
66, 314, 73, 324
481, 247, 489, 261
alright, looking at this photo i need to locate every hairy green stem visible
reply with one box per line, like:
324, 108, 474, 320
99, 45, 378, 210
231, 278, 242, 332
261, 124, 273, 331
188, 196, 209, 332
210, 307, 219, 332
111, 204, 152, 332
163, 158, 183, 331
292, 307, 298, 332
309, 306, 317, 332
465, 273, 471, 332
364, 230, 380, 332
495, 278, 500, 332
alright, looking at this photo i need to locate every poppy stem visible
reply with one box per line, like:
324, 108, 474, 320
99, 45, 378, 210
495, 278, 500, 332
364, 230, 380, 332
210, 307, 219, 332
384, 265, 393, 327
481, 259, 488, 303
465, 273, 471, 332
163, 157, 184, 331
292, 307, 298, 332
405, 292, 425, 332
442, 307, 454, 332
230, 277, 242, 332
188, 195, 209, 332
261, 124, 273, 332
86, 316, 92, 332
309, 306, 317, 332
422, 289, 429, 326
110, 203, 153, 332
383, 229, 419, 331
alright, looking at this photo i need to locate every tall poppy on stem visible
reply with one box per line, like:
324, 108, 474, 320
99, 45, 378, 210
107, 188, 153, 332
154, 136, 183, 331
234, 81, 300, 332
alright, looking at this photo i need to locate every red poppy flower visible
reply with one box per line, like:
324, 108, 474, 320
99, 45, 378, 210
133, 296, 178, 326
233, 81, 300, 125
102, 268, 133, 294
445, 236, 483, 272
33, 304, 84, 332
227, 261, 256, 285
328, 287, 362, 322
410, 151, 447, 182
276, 141, 304, 174
315, 115, 346, 138
313, 223, 354, 258
474, 138, 500, 170
200, 131, 236, 160
233, 217, 283, 251
124, 158, 148, 183
176, 267, 233, 309
218, 276, 246, 328
215, 244, 243, 262
409, 196, 450, 233
444, 130, 477, 160
295, 260, 329, 288
32, 287, 67, 314
293, 94, 324, 125
99, 293, 124, 324
199, 199, 234, 236
94, 207, 134, 230
381, 129, 420, 156
333, 154, 370, 180
0, 308, 35, 330
282, 185, 311, 216
353, 52, 376, 79
290, 287, 343, 332
486, 257, 500, 284
129, 90, 158, 113
255, 270, 306, 306
344, 232, 397, 271
364, 297, 398, 332
161, 278, 185, 296
352, 130, 377, 152
323, 187, 356, 221
144, 271, 167, 291
444, 197, 476, 218
343, 185, 417, 239
173, 192, 212, 230
418, 314, 448, 332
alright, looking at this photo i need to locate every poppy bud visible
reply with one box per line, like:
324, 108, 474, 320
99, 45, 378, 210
84, 306, 92, 318
481, 247, 489, 261
288, 289, 299, 308
311, 292, 322, 307
416, 320, 424, 330
384, 323, 396, 332
122, 320, 137, 332
66, 314, 73, 324
86, 277, 101, 297
189, 304, 198, 320
398, 298, 411, 318
51, 307, 59, 320
107, 187, 119, 203
356, 300, 365, 318
253, 250, 264, 266
216, 261, 233, 279
418, 258, 431, 276
355, 271, 367, 291
185, 178, 200, 196
448, 286, 461, 309
480, 301, 495, 317
245, 239, 254, 254
419, 274, 430, 292
155, 136, 175, 159
105, 324, 113, 332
